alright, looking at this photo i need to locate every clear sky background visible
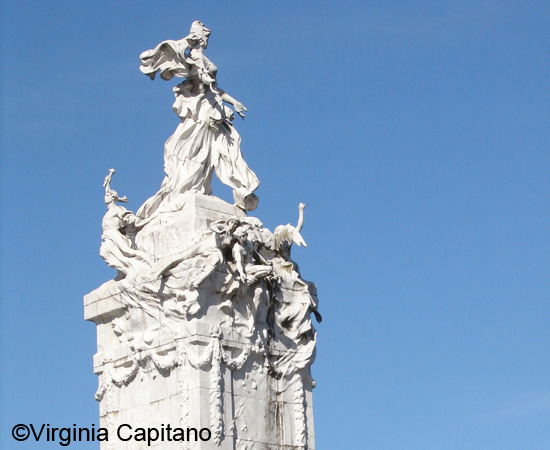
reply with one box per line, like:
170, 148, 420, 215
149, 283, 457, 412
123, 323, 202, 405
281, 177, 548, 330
1, 1, 549, 449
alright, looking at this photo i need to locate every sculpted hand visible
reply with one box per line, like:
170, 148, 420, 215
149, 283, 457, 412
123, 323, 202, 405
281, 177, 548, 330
234, 101, 248, 119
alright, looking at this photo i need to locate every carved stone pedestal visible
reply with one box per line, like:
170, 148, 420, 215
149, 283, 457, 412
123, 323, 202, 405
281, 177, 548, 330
85, 193, 318, 449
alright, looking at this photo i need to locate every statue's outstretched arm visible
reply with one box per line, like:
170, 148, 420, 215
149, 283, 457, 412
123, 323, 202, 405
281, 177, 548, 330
221, 92, 247, 119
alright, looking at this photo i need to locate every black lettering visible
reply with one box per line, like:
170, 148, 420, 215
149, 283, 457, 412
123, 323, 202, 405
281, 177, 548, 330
117, 424, 132, 441
59, 428, 71, 447
148, 428, 159, 446
79, 427, 90, 441
172, 427, 184, 441
165, 424, 173, 441
199, 428, 212, 441
97, 428, 109, 441
134, 427, 146, 441
29, 424, 45, 441
187, 427, 198, 441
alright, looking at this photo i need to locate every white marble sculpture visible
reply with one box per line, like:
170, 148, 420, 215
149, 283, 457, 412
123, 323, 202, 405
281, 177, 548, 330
100, 169, 150, 278
85, 21, 320, 450
137, 20, 259, 220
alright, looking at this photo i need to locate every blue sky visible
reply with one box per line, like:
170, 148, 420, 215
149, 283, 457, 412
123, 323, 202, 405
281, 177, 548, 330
1, 1, 549, 448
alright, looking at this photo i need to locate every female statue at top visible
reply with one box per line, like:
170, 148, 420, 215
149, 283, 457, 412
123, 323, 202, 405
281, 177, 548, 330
137, 21, 259, 221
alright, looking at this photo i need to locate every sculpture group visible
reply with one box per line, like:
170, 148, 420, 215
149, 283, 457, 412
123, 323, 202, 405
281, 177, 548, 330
86, 21, 320, 450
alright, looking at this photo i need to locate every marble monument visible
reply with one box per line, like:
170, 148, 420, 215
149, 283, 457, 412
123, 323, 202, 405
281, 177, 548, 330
85, 21, 321, 449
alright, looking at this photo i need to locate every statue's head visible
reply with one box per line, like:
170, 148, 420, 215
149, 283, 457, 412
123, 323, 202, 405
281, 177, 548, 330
188, 20, 211, 48
104, 189, 117, 204
105, 189, 127, 205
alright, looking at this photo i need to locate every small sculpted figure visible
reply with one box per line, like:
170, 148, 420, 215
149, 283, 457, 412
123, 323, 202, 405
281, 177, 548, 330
100, 169, 150, 277
273, 202, 307, 256
137, 20, 259, 222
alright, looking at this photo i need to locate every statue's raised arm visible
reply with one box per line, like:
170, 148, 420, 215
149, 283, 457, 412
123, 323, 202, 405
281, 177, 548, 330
136, 21, 259, 222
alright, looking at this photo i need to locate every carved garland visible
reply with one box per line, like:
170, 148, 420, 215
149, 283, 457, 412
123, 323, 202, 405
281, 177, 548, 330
94, 337, 257, 439
293, 376, 307, 449
94, 337, 309, 447
176, 345, 191, 450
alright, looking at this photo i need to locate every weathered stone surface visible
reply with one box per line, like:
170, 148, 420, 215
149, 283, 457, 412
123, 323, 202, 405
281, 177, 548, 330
135, 192, 246, 261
